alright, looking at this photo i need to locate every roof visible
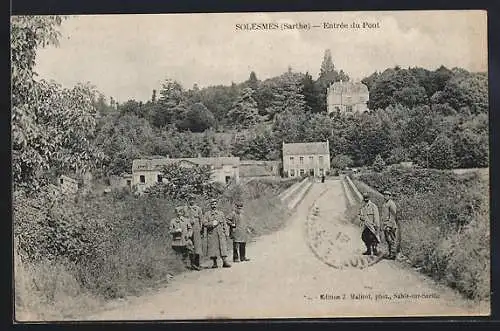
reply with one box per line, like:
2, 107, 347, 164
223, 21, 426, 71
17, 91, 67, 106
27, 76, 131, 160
283, 141, 329, 156
132, 157, 240, 172
328, 81, 369, 95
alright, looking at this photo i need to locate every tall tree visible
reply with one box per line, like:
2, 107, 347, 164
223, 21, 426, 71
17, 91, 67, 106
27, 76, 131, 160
11, 15, 104, 190
264, 71, 306, 120
227, 87, 262, 128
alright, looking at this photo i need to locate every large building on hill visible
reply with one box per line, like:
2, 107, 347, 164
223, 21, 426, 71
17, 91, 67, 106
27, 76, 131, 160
132, 156, 240, 193
327, 80, 369, 114
282, 141, 330, 178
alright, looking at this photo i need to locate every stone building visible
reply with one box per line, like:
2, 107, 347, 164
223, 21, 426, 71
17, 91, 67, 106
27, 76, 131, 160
132, 156, 240, 193
327, 80, 369, 114
282, 141, 331, 178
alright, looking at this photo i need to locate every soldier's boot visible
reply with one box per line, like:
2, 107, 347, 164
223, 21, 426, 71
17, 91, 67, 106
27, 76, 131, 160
372, 244, 379, 256
194, 254, 201, 268
211, 257, 218, 268
362, 242, 372, 255
240, 243, 250, 261
222, 257, 232, 268
233, 242, 240, 262
190, 254, 200, 271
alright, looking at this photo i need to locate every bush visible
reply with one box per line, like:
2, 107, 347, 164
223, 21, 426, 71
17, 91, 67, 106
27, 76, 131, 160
353, 168, 489, 300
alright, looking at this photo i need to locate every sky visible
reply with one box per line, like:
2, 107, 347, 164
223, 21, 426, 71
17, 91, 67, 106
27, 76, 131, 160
33, 10, 487, 103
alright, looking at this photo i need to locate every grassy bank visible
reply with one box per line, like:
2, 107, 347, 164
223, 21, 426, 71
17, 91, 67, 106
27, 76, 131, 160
14, 177, 296, 321
351, 168, 490, 301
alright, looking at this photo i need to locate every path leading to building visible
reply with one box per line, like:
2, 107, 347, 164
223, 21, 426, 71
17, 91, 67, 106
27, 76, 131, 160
86, 179, 489, 320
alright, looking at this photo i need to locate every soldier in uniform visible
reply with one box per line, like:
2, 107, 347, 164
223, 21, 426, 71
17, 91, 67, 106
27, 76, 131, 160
184, 196, 204, 270
227, 201, 251, 262
169, 206, 192, 267
358, 192, 381, 255
381, 190, 398, 260
202, 198, 231, 268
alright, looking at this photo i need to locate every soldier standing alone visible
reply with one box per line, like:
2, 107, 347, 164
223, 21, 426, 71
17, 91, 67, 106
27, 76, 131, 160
227, 201, 251, 262
358, 192, 381, 256
203, 198, 231, 268
381, 191, 398, 260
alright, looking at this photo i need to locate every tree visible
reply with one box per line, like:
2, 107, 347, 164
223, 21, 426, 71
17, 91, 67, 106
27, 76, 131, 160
315, 49, 350, 113
302, 72, 321, 113
428, 134, 457, 169
264, 71, 306, 120
246, 71, 259, 90
372, 154, 386, 172
151, 79, 186, 127
177, 102, 216, 132
331, 154, 353, 170
227, 87, 262, 128
11, 16, 105, 191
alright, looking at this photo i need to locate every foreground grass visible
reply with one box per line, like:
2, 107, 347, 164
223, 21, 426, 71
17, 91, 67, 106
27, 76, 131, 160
352, 167, 490, 301
14, 178, 296, 321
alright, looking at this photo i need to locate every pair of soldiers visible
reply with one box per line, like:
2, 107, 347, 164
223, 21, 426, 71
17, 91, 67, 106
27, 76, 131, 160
170, 197, 250, 270
358, 191, 398, 260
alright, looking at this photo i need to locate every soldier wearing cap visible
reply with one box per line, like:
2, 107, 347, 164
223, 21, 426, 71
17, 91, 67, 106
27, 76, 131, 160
381, 190, 398, 260
227, 201, 251, 262
184, 195, 203, 270
202, 198, 231, 268
358, 192, 381, 255
169, 206, 192, 267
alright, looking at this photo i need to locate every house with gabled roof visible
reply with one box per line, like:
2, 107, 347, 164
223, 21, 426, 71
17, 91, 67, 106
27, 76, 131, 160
132, 156, 240, 193
282, 141, 331, 178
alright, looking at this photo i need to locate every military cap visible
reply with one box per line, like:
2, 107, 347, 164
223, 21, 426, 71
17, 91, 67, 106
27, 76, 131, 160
175, 206, 184, 214
210, 198, 218, 203
362, 192, 370, 199
383, 190, 392, 196
235, 201, 243, 207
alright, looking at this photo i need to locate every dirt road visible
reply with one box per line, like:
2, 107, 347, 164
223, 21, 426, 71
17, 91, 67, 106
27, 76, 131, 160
87, 179, 489, 320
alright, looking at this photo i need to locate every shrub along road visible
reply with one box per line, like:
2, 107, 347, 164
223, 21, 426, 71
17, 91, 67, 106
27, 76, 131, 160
86, 179, 489, 320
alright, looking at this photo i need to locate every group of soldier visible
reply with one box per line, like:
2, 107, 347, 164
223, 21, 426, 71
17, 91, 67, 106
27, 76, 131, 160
169, 195, 250, 270
358, 190, 398, 260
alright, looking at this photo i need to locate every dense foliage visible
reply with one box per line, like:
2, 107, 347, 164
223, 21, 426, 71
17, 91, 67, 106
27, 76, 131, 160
354, 168, 489, 300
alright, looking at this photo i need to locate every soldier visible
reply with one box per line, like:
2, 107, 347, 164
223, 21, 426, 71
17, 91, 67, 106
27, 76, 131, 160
381, 190, 398, 260
227, 201, 251, 262
169, 206, 192, 267
184, 196, 204, 270
358, 192, 381, 256
202, 198, 231, 268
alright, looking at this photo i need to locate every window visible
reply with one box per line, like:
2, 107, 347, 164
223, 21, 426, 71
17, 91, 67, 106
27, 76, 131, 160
225, 176, 231, 184
157, 174, 163, 183
309, 156, 314, 164
319, 168, 324, 176
290, 156, 294, 164
309, 169, 314, 176
140, 175, 145, 183
319, 156, 324, 165
290, 169, 295, 177
299, 157, 304, 165
300, 169, 305, 176
126, 180, 131, 187
60, 178, 64, 184
346, 105, 353, 112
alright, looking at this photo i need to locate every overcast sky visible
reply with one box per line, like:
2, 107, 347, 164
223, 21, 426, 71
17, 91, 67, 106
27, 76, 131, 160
33, 10, 487, 103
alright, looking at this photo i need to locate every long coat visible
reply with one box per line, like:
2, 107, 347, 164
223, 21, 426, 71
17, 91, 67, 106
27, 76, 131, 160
203, 209, 229, 258
185, 205, 204, 255
227, 210, 250, 243
169, 217, 190, 248
359, 200, 381, 243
